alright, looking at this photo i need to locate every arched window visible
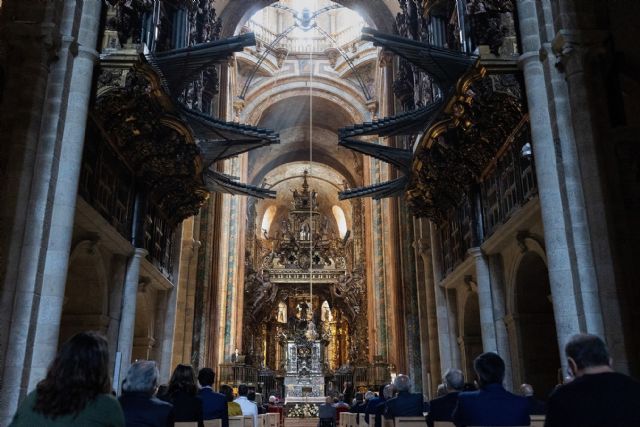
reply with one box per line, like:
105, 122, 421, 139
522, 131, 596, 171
261, 206, 278, 235
332, 205, 347, 238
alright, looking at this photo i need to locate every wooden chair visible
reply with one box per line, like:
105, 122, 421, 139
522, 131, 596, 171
204, 420, 222, 427
358, 413, 368, 427
257, 414, 266, 427
230, 415, 245, 427
530, 415, 545, 427
266, 412, 280, 427
174, 423, 198, 427
394, 416, 426, 427
383, 419, 394, 427
433, 422, 455, 427
244, 415, 255, 427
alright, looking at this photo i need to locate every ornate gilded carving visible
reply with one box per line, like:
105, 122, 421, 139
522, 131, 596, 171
466, 0, 515, 55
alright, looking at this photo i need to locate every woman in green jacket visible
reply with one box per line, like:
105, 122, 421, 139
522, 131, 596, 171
10, 331, 124, 426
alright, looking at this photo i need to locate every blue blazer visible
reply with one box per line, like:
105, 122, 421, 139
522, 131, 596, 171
199, 387, 229, 427
426, 392, 459, 427
384, 391, 425, 419
452, 384, 530, 427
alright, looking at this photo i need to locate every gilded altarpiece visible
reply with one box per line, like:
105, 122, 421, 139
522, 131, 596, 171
242, 173, 368, 383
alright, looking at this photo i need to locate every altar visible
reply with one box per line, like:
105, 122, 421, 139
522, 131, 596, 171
284, 339, 325, 404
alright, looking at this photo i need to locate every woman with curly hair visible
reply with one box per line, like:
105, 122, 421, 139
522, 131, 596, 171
9, 331, 124, 426
160, 364, 204, 426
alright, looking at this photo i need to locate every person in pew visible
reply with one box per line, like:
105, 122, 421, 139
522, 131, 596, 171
119, 360, 174, 427
426, 368, 464, 427
234, 384, 258, 427
518, 384, 545, 416
364, 386, 386, 427
247, 391, 265, 415
384, 375, 426, 419
221, 385, 242, 416
545, 333, 640, 427
319, 396, 337, 427
9, 332, 125, 427
198, 368, 229, 427
161, 364, 204, 427
452, 352, 529, 427
350, 393, 365, 413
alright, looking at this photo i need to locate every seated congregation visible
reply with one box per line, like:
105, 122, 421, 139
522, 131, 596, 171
8, 332, 640, 427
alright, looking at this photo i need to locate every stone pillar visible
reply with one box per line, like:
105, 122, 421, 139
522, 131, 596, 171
27, 0, 103, 389
0, 1, 102, 421
159, 287, 178, 383
430, 222, 461, 372
116, 248, 148, 391
468, 248, 498, 353
516, 0, 585, 372
413, 220, 441, 397
487, 255, 514, 390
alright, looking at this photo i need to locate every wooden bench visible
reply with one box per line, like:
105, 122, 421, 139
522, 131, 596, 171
433, 422, 454, 427
204, 420, 223, 427
394, 416, 426, 427
230, 415, 245, 427
175, 423, 197, 427
530, 414, 545, 427
244, 415, 255, 427
358, 413, 368, 426
266, 412, 280, 427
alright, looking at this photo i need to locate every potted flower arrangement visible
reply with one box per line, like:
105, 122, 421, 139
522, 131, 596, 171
287, 403, 319, 418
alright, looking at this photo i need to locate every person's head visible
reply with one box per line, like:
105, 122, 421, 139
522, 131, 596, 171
382, 384, 394, 399
565, 333, 612, 377
238, 384, 249, 396
168, 364, 198, 396
364, 391, 375, 401
34, 331, 111, 418
157, 384, 168, 397
248, 390, 256, 401
325, 395, 333, 404
122, 360, 159, 395
269, 395, 277, 404
436, 383, 447, 397
393, 374, 411, 392
338, 393, 345, 402
519, 383, 534, 397
355, 392, 364, 403
473, 352, 505, 387
443, 368, 464, 392
221, 384, 235, 402
198, 367, 215, 387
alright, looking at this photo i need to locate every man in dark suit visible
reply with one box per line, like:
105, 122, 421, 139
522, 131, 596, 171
198, 367, 229, 427
519, 383, 545, 415
119, 360, 175, 427
453, 352, 529, 427
319, 396, 337, 427
426, 368, 464, 427
545, 334, 640, 427
384, 374, 426, 419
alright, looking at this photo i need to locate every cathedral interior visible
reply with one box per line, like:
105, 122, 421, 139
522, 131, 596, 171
1, 0, 639, 422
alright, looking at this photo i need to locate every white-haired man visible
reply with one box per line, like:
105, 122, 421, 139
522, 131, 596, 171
426, 369, 464, 427
384, 375, 425, 419
119, 360, 174, 426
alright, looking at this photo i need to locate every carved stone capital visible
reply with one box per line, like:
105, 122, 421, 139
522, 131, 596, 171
515, 230, 545, 254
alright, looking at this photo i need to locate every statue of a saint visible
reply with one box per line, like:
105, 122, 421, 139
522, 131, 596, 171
321, 300, 333, 322
277, 301, 287, 323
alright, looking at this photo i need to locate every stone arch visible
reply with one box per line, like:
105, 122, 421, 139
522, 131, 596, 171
510, 251, 559, 399
459, 290, 482, 380
218, 0, 400, 38
59, 240, 110, 346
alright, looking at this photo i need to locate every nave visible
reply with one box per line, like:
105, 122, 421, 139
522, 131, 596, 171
1, 0, 640, 426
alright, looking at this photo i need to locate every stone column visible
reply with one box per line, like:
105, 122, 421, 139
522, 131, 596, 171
116, 248, 148, 391
0, 1, 102, 421
27, 0, 103, 389
468, 248, 498, 353
516, 0, 585, 372
487, 255, 514, 390
430, 222, 461, 372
